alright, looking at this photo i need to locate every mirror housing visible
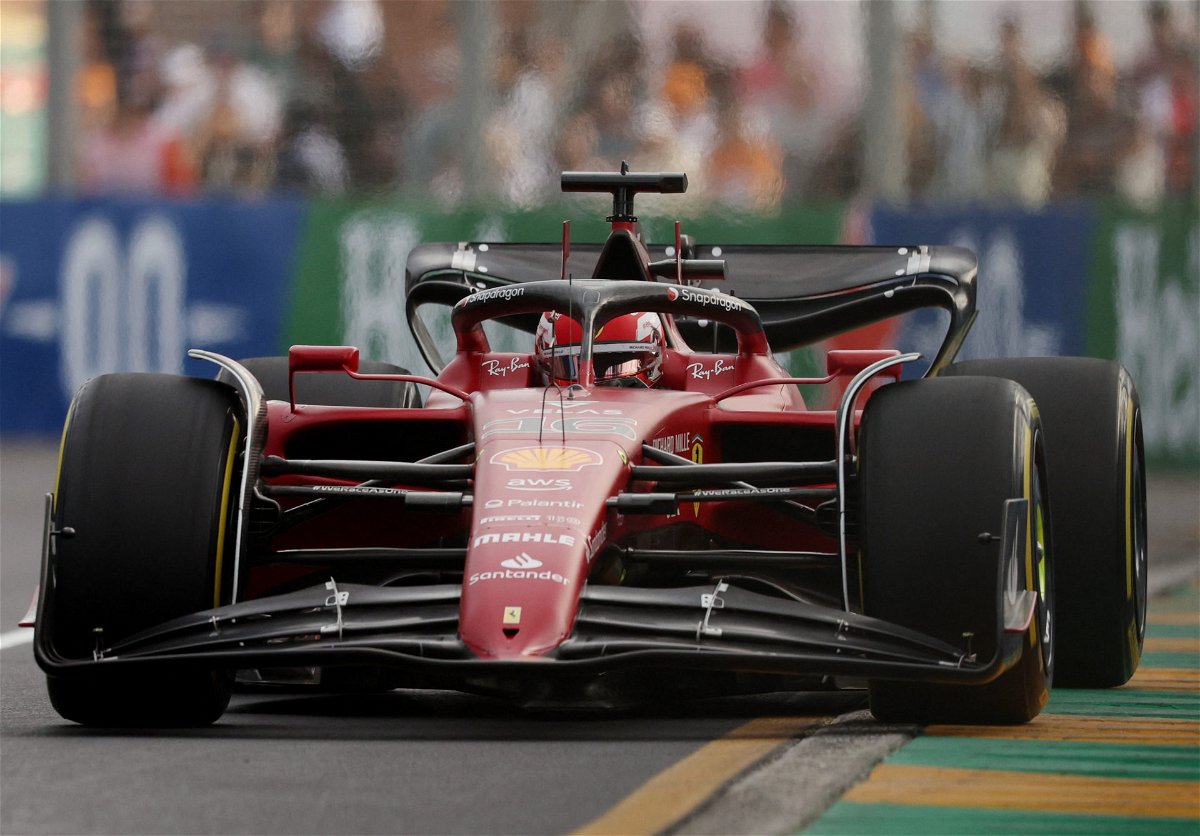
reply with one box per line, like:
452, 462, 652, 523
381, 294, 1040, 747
287, 345, 360, 410
827, 349, 901, 379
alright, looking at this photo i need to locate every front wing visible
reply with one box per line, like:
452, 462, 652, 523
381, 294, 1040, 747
35, 550, 1031, 696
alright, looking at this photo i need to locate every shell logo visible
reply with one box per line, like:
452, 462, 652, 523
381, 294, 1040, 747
491, 446, 602, 472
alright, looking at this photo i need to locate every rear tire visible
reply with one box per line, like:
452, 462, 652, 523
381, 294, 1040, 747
42, 374, 242, 726
859, 377, 1053, 724
223, 356, 422, 407
943, 358, 1146, 687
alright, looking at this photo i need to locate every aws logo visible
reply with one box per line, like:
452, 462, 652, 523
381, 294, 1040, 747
506, 478, 571, 491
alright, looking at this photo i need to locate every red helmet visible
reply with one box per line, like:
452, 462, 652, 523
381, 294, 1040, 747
535, 311, 665, 387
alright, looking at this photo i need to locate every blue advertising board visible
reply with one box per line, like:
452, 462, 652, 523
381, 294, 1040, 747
0, 198, 303, 434
869, 205, 1096, 363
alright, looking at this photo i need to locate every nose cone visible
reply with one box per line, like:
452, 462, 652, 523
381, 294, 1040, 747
459, 443, 619, 659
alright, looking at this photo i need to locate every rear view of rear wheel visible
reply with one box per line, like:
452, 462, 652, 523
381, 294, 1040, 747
944, 358, 1146, 687
39, 374, 243, 726
859, 376, 1053, 724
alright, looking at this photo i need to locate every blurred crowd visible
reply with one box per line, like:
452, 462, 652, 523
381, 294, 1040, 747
75, 0, 1197, 211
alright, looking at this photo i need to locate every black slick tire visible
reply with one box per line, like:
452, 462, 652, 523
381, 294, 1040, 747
859, 376, 1054, 724
43, 373, 243, 727
943, 358, 1147, 687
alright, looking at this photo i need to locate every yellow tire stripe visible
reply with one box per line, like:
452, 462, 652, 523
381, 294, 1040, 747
843, 763, 1199, 818
52, 399, 76, 514
213, 415, 240, 609
571, 716, 824, 835
1021, 418, 1039, 649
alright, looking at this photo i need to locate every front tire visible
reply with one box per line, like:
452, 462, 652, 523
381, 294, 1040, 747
41, 374, 243, 726
859, 376, 1054, 724
943, 358, 1147, 687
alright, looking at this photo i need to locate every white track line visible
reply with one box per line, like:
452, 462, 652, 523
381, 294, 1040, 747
0, 628, 34, 651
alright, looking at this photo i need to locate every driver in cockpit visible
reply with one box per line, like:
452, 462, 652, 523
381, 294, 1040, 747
534, 311, 665, 388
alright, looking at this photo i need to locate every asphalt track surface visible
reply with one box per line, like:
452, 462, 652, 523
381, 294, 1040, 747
2, 440, 1197, 834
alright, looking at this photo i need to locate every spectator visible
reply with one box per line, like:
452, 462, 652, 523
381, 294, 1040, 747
707, 72, 783, 212
1116, 119, 1166, 210
987, 17, 1066, 208
1046, 0, 1114, 102
555, 111, 604, 172
273, 97, 349, 195
1161, 47, 1197, 195
153, 43, 215, 141
77, 5, 118, 134
659, 23, 719, 187
194, 28, 283, 193
113, 0, 166, 119
78, 82, 196, 195
1132, 0, 1182, 90
1056, 62, 1128, 196
738, 2, 830, 200
592, 71, 641, 166
923, 55, 991, 204
1130, 0, 1198, 198
485, 31, 566, 207
401, 43, 463, 201
248, 0, 299, 101
1053, 3, 1128, 197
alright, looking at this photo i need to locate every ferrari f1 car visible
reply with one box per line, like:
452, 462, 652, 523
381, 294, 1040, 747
32, 169, 1147, 726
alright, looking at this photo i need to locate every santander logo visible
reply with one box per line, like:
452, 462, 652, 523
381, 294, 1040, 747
500, 553, 543, 570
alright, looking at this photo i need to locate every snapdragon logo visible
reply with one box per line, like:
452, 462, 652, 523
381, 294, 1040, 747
668, 286, 745, 313
459, 285, 525, 307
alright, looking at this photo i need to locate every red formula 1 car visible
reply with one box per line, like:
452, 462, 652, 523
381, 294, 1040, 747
32, 170, 1147, 726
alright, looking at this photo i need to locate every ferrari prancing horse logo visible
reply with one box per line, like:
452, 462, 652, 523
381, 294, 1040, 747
503, 606, 522, 625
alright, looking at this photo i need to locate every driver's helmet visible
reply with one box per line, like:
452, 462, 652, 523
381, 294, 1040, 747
535, 311, 665, 387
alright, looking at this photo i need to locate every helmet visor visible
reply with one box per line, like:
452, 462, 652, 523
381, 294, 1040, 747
595, 341, 659, 381
542, 342, 658, 383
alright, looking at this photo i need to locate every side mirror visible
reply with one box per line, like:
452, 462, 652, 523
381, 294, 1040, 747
826, 349, 901, 379
287, 345, 360, 410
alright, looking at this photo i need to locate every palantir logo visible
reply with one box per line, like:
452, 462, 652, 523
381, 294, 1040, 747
500, 553, 542, 570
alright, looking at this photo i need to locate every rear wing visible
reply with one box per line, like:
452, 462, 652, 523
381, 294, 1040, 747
405, 241, 977, 375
